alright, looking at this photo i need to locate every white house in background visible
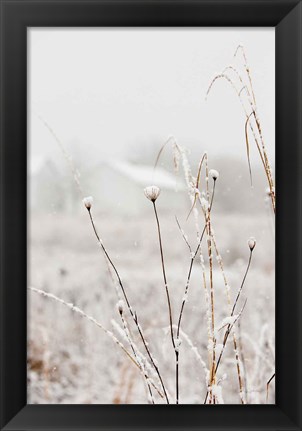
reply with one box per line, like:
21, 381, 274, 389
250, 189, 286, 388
30, 157, 188, 215
86, 160, 187, 216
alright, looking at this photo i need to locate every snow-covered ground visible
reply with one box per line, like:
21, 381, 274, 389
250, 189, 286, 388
28, 204, 275, 404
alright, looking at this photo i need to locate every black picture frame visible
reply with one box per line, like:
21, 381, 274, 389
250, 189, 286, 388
0, 0, 301, 430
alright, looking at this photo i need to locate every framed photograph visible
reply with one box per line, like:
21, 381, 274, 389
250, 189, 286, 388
0, 0, 301, 430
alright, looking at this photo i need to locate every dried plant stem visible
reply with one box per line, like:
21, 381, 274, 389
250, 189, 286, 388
186, 152, 207, 221
87, 208, 170, 404
175, 218, 208, 403
153, 140, 210, 404
120, 313, 136, 357
204, 248, 253, 403
244, 111, 255, 185
30, 287, 163, 400
206, 218, 216, 403
215, 299, 248, 375
153, 135, 175, 172
237, 319, 248, 402
153, 201, 175, 348
204, 299, 247, 404
111, 319, 167, 400
176, 225, 207, 335
201, 265, 212, 372
266, 373, 275, 403
246, 112, 275, 206
215, 299, 248, 376
233, 335, 245, 404
195, 232, 212, 385
120, 312, 155, 404
29, 288, 140, 379
152, 201, 177, 403
212, 233, 246, 404
194, 155, 214, 385
216, 250, 253, 396
222, 65, 255, 108
35, 118, 169, 402
234, 45, 257, 107
152, 202, 175, 349
178, 147, 213, 395
231, 250, 252, 316
201, 161, 216, 403
207, 58, 275, 213
177, 144, 249, 404
172, 325, 209, 386
176, 177, 216, 399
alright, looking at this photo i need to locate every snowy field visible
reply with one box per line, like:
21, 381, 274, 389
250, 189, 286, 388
28, 201, 275, 404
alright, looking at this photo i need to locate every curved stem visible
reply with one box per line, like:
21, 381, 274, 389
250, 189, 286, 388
204, 299, 247, 404
266, 372, 275, 403
120, 312, 154, 404
152, 202, 175, 349
152, 201, 177, 403
204, 249, 253, 404
88, 209, 170, 404
230, 250, 252, 317
29, 286, 163, 399
211, 231, 246, 404
176, 181, 216, 403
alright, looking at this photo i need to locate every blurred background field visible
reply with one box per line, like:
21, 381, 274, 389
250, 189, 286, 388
28, 154, 275, 404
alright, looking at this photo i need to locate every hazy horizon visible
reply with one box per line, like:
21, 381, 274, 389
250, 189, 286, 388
28, 28, 275, 171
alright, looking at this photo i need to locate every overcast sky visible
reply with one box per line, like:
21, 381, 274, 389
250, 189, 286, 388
28, 28, 275, 169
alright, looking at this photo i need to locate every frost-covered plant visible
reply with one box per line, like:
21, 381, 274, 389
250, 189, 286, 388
29, 145, 266, 404
206, 45, 275, 214
152, 136, 261, 404
144, 185, 161, 202
30, 47, 275, 405
82, 195, 170, 404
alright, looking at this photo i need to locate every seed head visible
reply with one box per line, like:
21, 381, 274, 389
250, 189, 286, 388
144, 185, 161, 202
209, 169, 219, 181
83, 196, 93, 210
116, 300, 124, 315
248, 237, 256, 251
